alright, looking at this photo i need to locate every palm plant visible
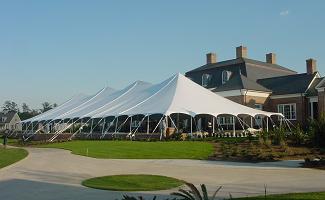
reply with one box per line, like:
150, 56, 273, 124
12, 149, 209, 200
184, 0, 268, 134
171, 182, 222, 200
121, 195, 157, 200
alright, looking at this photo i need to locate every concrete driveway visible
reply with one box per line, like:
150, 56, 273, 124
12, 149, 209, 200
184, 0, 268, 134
0, 147, 325, 200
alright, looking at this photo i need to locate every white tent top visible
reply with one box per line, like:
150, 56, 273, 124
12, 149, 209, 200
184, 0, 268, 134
23, 73, 283, 123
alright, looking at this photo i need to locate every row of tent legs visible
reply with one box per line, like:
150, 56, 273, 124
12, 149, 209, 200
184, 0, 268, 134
21, 114, 292, 142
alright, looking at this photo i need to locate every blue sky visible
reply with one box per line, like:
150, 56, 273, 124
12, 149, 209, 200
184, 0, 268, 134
1, 0, 324, 109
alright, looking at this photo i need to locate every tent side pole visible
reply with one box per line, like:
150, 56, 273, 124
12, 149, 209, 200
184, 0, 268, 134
147, 115, 150, 134
129, 116, 132, 133
266, 117, 269, 132
212, 116, 215, 134
232, 116, 235, 137
190, 117, 193, 136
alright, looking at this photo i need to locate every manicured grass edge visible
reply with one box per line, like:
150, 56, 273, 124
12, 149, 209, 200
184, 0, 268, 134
82, 174, 184, 191
0, 147, 29, 169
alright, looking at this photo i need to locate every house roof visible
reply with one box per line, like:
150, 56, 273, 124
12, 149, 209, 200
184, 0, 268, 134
257, 73, 318, 95
306, 78, 322, 96
0, 111, 17, 124
213, 74, 271, 92
316, 77, 325, 88
186, 57, 296, 74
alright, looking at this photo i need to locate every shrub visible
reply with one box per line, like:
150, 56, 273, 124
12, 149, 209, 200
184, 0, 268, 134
289, 124, 307, 145
308, 114, 325, 147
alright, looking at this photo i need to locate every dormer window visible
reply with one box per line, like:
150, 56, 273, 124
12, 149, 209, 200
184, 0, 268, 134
201, 74, 212, 87
222, 70, 231, 84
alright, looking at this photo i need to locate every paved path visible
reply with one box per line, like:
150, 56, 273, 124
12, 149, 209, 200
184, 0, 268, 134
1, 147, 325, 200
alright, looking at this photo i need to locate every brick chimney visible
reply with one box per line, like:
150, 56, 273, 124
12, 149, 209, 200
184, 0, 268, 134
306, 58, 317, 74
236, 46, 247, 58
266, 53, 276, 64
206, 52, 217, 64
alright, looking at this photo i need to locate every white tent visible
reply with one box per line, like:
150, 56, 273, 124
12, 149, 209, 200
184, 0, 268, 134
24, 73, 283, 122
22, 73, 284, 138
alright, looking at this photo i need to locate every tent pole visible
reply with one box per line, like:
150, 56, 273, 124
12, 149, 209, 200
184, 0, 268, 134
266, 117, 269, 132
212, 116, 215, 134
232, 116, 235, 137
152, 115, 164, 133
90, 118, 94, 134
250, 117, 253, 128
114, 117, 119, 133
130, 116, 132, 133
147, 115, 150, 134
168, 115, 178, 132
101, 118, 106, 134
190, 117, 193, 136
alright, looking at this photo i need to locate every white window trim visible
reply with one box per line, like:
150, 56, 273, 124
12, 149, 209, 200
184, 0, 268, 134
201, 74, 211, 87
277, 103, 297, 120
221, 70, 231, 84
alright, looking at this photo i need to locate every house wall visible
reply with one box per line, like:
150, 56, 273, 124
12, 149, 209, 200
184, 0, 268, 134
244, 95, 269, 108
8, 113, 22, 131
225, 95, 244, 104
267, 96, 307, 125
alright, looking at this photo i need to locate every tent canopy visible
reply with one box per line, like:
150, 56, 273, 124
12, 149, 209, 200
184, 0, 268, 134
23, 73, 283, 123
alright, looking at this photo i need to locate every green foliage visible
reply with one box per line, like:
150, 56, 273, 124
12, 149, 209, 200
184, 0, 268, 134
289, 124, 307, 145
308, 114, 325, 147
171, 182, 222, 200
234, 191, 325, 199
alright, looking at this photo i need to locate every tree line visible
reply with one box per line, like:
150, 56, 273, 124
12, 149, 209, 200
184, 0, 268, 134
1, 100, 57, 120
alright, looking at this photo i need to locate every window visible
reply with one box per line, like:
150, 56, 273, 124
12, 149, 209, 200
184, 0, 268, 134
1, 117, 6, 122
131, 120, 140, 128
222, 70, 231, 84
218, 116, 234, 125
201, 74, 212, 87
277, 103, 296, 120
254, 104, 263, 110
254, 104, 263, 127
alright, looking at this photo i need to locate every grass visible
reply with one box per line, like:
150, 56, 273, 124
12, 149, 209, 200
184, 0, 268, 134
82, 174, 184, 191
0, 147, 28, 169
235, 191, 325, 199
39, 140, 214, 159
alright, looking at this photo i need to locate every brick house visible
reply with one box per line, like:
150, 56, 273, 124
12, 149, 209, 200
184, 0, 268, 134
185, 46, 324, 126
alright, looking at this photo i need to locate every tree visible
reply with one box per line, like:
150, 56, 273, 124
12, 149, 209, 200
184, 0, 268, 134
2, 100, 19, 112
53, 103, 58, 108
41, 102, 52, 113
22, 103, 31, 113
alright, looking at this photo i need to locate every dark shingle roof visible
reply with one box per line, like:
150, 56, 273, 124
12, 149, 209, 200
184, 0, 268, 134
213, 74, 271, 92
186, 57, 296, 74
0, 111, 16, 123
257, 73, 318, 95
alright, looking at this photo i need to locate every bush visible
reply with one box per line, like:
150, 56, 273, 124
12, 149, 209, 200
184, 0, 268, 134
289, 124, 307, 145
308, 114, 325, 147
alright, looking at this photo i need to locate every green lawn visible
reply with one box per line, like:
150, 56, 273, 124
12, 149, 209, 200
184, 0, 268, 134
82, 174, 184, 191
40, 140, 214, 159
0, 147, 28, 169
234, 192, 325, 200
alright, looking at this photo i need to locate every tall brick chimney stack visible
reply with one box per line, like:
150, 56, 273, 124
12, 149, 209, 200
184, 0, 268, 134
206, 52, 217, 64
236, 46, 248, 58
306, 58, 317, 74
266, 53, 276, 64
